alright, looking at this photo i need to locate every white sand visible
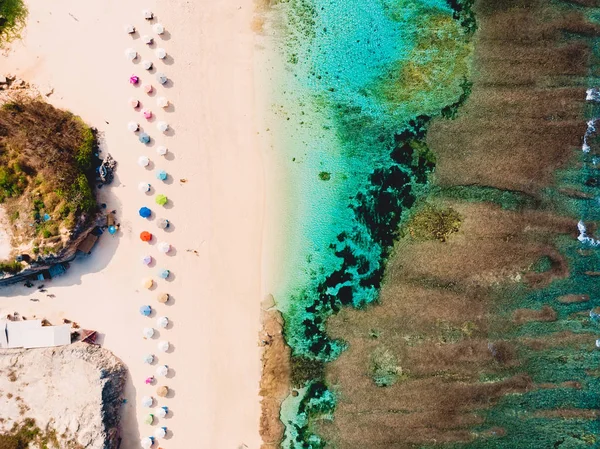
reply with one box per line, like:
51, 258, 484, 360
0, 0, 263, 448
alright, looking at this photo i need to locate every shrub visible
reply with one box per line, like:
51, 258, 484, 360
0, 260, 22, 274
290, 356, 325, 388
370, 346, 402, 387
406, 203, 462, 242
0, 0, 27, 44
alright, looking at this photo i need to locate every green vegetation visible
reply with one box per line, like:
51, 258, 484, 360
370, 346, 404, 387
0, 99, 98, 260
406, 203, 462, 242
318, 171, 331, 181
290, 356, 325, 388
0, 418, 62, 449
0, 260, 22, 274
0, 0, 27, 44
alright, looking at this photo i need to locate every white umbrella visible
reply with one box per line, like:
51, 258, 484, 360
142, 60, 153, 70
157, 407, 168, 418
157, 317, 169, 328
125, 24, 136, 34
128, 121, 139, 132
156, 73, 168, 85
143, 9, 154, 20
141, 437, 153, 449
141, 396, 153, 408
156, 121, 169, 132
156, 146, 168, 156
138, 156, 150, 167
143, 354, 154, 364
156, 97, 169, 108
125, 48, 137, 61
158, 242, 171, 253
154, 427, 166, 439
155, 48, 167, 59
158, 340, 170, 352
143, 327, 155, 339
138, 182, 151, 193
142, 35, 153, 45
155, 365, 168, 377
153, 23, 165, 35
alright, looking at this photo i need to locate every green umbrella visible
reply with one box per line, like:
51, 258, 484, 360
145, 414, 154, 425
155, 194, 168, 206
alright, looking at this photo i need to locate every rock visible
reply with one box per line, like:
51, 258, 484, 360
0, 342, 127, 449
12, 78, 25, 87
42, 85, 54, 96
0, 76, 6, 84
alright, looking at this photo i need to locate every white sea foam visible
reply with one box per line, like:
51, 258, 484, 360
587, 88, 600, 101
577, 220, 600, 246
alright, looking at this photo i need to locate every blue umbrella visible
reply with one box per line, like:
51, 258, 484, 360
108, 225, 117, 235
156, 170, 167, 181
139, 133, 151, 144
158, 269, 170, 279
140, 305, 152, 316
139, 207, 152, 218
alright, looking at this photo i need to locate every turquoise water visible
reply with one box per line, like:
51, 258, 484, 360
267, 0, 474, 446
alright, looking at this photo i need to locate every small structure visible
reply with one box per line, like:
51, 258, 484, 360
77, 233, 99, 254
0, 320, 71, 349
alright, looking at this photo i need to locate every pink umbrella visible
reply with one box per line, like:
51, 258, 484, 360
145, 376, 155, 385
143, 109, 153, 119
130, 75, 139, 85
144, 84, 153, 94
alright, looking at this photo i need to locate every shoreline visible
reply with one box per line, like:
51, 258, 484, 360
0, 0, 265, 447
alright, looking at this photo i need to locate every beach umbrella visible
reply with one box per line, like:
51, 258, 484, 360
138, 182, 151, 193
158, 269, 170, 279
139, 133, 151, 144
138, 156, 150, 167
156, 73, 168, 85
156, 365, 168, 377
129, 98, 140, 108
141, 396, 153, 408
142, 278, 154, 289
157, 218, 169, 229
156, 386, 168, 397
157, 340, 169, 352
143, 327, 155, 338
153, 23, 165, 35
155, 48, 167, 59
156, 146, 168, 156
143, 109, 153, 119
125, 48, 137, 61
125, 24, 136, 34
158, 242, 171, 253
129, 75, 139, 85
157, 293, 169, 304
142, 60, 153, 70
143, 9, 154, 20
156, 170, 167, 181
155, 195, 168, 206
143, 354, 154, 364
142, 35, 153, 45
140, 231, 152, 242
156, 121, 169, 132
139, 207, 152, 218
144, 414, 154, 425
157, 97, 169, 108
154, 427, 167, 439
140, 305, 152, 317
108, 225, 117, 235
142, 255, 153, 266
144, 84, 153, 94
157, 316, 169, 328
157, 406, 168, 418
145, 376, 155, 385
141, 437, 154, 449
127, 121, 139, 132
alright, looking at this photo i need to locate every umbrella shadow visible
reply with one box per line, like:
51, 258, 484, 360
145, 160, 155, 171
164, 272, 176, 282
166, 388, 176, 398
163, 294, 176, 306
163, 79, 175, 89
163, 54, 175, 66
164, 103, 175, 113
164, 127, 175, 137
163, 199, 174, 210
129, 31, 140, 40
164, 320, 174, 331
159, 30, 172, 41
163, 222, 175, 233
164, 151, 175, 162
165, 246, 177, 257
165, 340, 175, 350
163, 175, 174, 186
164, 430, 174, 440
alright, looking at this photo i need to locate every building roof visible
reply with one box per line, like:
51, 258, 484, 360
77, 233, 99, 254
0, 320, 71, 349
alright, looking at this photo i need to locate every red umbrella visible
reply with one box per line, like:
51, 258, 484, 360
140, 231, 152, 242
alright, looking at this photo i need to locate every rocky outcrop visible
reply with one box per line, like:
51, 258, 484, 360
258, 297, 290, 449
0, 342, 127, 449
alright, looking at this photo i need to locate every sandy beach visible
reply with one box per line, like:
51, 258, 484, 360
0, 0, 263, 448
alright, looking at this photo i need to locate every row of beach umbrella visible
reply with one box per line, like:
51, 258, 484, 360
128, 10, 175, 449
